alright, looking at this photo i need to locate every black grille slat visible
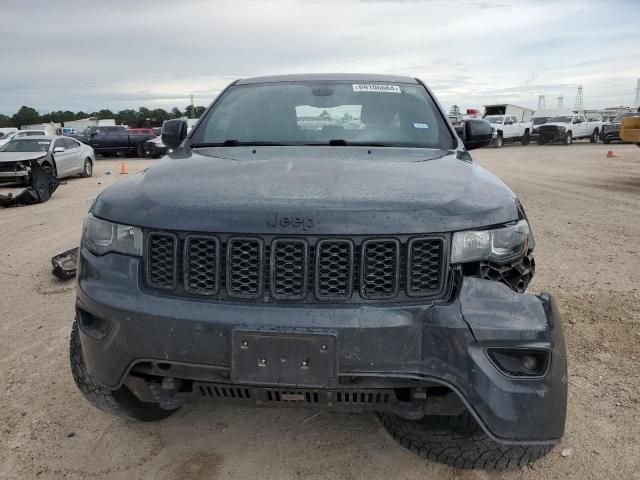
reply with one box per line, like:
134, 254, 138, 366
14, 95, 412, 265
315, 239, 354, 300
360, 239, 400, 299
270, 239, 308, 300
227, 237, 264, 298
145, 233, 447, 302
407, 238, 444, 296
184, 235, 220, 295
146, 232, 178, 290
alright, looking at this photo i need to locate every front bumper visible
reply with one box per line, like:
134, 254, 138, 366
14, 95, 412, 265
76, 248, 567, 445
538, 128, 567, 143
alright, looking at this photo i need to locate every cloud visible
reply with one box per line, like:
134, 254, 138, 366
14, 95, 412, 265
0, 0, 638, 114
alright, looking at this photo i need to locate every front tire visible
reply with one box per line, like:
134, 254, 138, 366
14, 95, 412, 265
495, 135, 503, 148
521, 131, 530, 145
590, 129, 599, 143
81, 158, 93, 178
378, 412, 554, 470
136, 143, 146, 158
564, 131, 572, 145
69, 322, 179, 422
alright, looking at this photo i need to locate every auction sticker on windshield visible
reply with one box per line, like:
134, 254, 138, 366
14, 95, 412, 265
352, 84, 401, 93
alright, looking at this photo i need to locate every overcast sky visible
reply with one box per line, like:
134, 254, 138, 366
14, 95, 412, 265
1, 0, 638, 115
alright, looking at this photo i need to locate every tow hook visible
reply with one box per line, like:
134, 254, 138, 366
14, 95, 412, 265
391, 388, 427, 420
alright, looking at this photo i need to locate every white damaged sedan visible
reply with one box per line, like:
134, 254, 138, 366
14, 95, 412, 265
0, 136, 95, 184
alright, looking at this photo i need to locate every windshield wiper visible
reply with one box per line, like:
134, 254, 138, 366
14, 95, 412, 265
190, 140, 299, 148
326, 139, 409, 147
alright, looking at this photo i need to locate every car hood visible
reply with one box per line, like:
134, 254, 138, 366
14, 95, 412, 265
0, 151, 48, 163
93, 147, 518, 235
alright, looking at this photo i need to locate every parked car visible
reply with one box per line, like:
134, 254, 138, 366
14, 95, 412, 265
0, 135, 94, 184
71, 73, 566, 471
143, 136, 169, 158
76, 126, 155, 157
537, 113, 601, 144
600, 112, 640, 143
0, 129, 48, 148
483, 114, 532, 147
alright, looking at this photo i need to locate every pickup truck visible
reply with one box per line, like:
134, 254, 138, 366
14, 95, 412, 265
76, 126, 155, 157
483, 114, 532, 147
537, 113, 601, 145
600, 112, 640, 143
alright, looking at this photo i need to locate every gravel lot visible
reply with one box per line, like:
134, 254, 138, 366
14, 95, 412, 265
1, 143, 639, 479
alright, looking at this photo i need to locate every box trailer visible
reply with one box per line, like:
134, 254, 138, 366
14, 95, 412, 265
484, 104, 534, 123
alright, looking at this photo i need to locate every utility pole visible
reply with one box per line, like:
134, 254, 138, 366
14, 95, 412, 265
574, 85, 583, 112
190, 94, 195, 118
634, 79, 640, 110
538, 95, 546, 111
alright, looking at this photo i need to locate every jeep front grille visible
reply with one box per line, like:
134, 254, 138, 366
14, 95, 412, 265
145, 232, 449, 303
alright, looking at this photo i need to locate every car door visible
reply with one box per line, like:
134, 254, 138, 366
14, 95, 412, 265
51, 138, 74, 177
502, 116, 517, 138
578, 115, 589, 136
63, 138, 83, 173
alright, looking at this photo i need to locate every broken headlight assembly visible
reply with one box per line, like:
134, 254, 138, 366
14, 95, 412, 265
82, 213, 143, 256
451, 220, 533, 264
452, 220, 535, 293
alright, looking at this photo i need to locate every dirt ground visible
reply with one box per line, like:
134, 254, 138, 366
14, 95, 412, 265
1, 143, 639, 480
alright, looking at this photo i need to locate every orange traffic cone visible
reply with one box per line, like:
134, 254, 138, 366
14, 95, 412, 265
606, 150, 619, 158
119, 160, 128, 174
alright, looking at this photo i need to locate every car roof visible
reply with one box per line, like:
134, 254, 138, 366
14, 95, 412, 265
12, 135, 72, 141
235, 73, 419, 85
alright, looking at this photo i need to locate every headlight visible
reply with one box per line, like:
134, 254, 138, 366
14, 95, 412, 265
451, 220, 533, 264
558, 126, 566, 132
82, 213, 143, 256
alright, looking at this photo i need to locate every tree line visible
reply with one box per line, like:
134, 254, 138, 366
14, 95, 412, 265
0, 105, 208, 129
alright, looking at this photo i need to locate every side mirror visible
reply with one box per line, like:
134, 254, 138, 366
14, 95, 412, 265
161, 119, 188, 149
462, 119, 493, 150
90, 132, 98, 137
53, 146, 65, 153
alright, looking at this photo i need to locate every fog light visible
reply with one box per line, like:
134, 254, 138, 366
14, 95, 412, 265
487, 348, 549, 377
522, 355, 537, 371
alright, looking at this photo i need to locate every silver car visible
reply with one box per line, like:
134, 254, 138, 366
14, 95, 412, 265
0, 135, 96, 184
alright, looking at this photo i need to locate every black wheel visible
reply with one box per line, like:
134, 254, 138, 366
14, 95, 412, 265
41, 162, 56, 177
69, 322, 179, 421
81, 158, 93, 178
495, 135, 503, 148
521, 131, 530, 146
564, 131, 572, 145
378, 411, 554, 471
136, 143, 146, 158
590, 129, 599, 143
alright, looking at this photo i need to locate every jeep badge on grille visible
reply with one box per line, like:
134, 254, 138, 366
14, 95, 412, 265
267, 213, 316, 230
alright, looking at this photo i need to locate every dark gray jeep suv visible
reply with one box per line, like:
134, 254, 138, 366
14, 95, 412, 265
70, 74, 567, 470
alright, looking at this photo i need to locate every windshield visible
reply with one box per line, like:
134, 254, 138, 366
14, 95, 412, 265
483, 116, 504, 123
190, 81, 455, 149
549, 116, 573, 123
0, 139, 51, 152
532, 117, 550, 125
